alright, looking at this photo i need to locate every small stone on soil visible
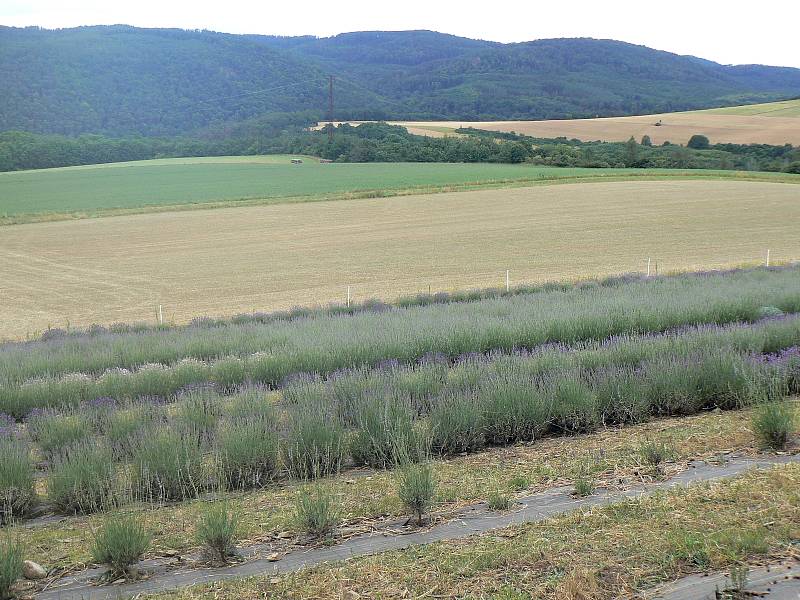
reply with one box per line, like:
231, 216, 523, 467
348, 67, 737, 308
22, 560, 47, 580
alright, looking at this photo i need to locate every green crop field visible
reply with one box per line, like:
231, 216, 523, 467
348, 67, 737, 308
1, 156, 797, 225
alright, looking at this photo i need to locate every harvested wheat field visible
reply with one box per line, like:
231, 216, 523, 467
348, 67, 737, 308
374, 99, 800, 145
1, 179, 799, 339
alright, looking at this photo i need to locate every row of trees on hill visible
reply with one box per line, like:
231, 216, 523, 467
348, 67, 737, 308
1, 122, 798, 173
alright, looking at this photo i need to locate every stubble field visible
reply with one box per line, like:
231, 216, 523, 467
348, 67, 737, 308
1, 178, 799, 340
350, 98, 800, 145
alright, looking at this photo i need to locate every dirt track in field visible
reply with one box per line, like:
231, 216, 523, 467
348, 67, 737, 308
1, 179, 799, 339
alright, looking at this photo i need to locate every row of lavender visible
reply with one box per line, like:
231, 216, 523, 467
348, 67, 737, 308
0, 266, 800, 396
3, 267, 800, 418
1, 315, 798, 523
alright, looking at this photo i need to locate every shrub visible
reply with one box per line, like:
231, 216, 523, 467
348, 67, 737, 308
27, 411, 92, 456
668, 532, 711, 568
486, 491, 512, 511
215, 421, 279, 490
0, 535, 23, 600
222, 388, 274, 423
397, 462, 436, 526
211, 357, 247, 390
593, 369, 651, 425
429, 393, 485, 454
104, 401, 164, 458
91, 514, 150, 577
752, 402, 796, 450
131, 429, 205, 502
573, 478, 595, 497
174, 389, 221, 445
0, 439, 35, 524
687, 134, 710, 149
196, 503, 239, 563
549, 376, 599, 434
638, 440, 675, 476
757, 306, 785, 319
480, 377, 548, 445
349, 395, 423, 468
508, 475, 530, 491
294, 486, 339, 539
283, 412, 346, 480
48, 442, 117, 514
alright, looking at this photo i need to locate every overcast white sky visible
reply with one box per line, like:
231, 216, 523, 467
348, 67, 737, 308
2, 0, 799, 68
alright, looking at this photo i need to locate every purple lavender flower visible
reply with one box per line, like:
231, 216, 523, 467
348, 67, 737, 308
0, 412, 16, 437
418, 351, 449, 366
86, 396, 117, 410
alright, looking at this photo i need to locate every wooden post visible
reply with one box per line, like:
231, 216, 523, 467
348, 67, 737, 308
766, 249, 770, 267
506, 270, 510, 292
347, 286, 351, 307
158, 304, 163, 325
647, 257, 651, 277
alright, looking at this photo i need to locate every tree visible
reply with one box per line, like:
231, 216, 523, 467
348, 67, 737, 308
641, 135, 652, 147
687, 134, 710, 150
500, 142, 531, 163
624, 136, 639, 167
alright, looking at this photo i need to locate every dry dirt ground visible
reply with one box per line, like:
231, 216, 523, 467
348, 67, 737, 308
1, 179, 799, 339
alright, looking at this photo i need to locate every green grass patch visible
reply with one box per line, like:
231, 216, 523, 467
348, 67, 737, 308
1, 158, 797, 224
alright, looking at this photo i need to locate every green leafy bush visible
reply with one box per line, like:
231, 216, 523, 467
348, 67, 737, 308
48, 442, 117, 514
486, 491, 513, 511
638, 440, 675, 476
573, 478, 595, 497
397, 462, 436, 526
294, 486, 339, 539
215, 421, 279, 490
91, 514, 150, 577
196, 503, 239, 563
283, 412, 345, 480
104, 401, 164, 457
349, 395, 422, 468
0, 439, 35, 524
174, 389, 221, 445
131, 428, 205, 502
430, 394, 485, 454
0, 535, 23, 600
27, 411, 91, 456
752, 402, 796, 449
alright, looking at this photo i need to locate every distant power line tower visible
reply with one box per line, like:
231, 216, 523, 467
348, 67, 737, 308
328, 75, 335, 142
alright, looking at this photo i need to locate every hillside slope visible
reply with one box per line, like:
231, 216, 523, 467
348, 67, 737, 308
2, 26, 800, 136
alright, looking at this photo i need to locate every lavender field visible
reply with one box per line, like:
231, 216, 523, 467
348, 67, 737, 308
1, 266, 800, 522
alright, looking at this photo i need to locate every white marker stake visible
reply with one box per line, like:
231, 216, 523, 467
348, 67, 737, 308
506, 270, 510, 292
347, 286, 351, 307
647, 257, 651, 277
158, 304, 163, 325
766, 249, 770, 267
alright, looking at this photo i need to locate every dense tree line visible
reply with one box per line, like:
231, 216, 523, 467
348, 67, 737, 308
2, 122, 798, 173
460, 128, 800, 173
2, 26, 800, 137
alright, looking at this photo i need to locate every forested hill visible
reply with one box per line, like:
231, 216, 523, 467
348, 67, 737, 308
2, 25, 800, 137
